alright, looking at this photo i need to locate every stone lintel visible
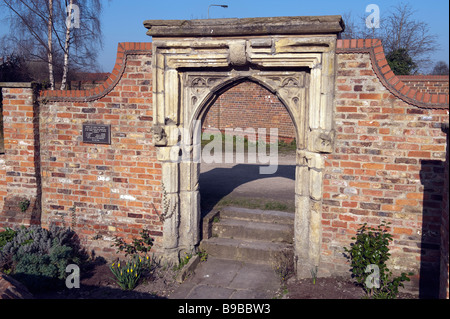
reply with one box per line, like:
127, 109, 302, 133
144, 15, 344, 38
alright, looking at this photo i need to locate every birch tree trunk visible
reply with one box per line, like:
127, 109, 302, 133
47, 0, 55, 90
60, 0, 73, 90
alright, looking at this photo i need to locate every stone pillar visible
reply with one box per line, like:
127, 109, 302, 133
295, 150, 325, 278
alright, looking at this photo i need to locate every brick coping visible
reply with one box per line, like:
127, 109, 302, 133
40, 42, 152, 102
41, 39, 449, 109
336, 39, 449, 109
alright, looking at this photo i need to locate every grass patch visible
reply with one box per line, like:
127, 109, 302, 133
201, 133, 296, 155
211, 196, 295, 213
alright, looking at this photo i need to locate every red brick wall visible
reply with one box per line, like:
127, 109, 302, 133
0, 84, 41, 228
38, 43, 163, 258
0, 39, 448, 297
203, 81, 296, 142
322, 39, 449, 296
441, 123, 449, 299
398, 75, 449, 95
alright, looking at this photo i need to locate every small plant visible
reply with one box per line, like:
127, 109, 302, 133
173, 252, 192, 271
272, 248, 295, 284
310, 266, 318, 285
19, 199, 30, 212
344, 221, 413, 299
111, 229, 154, 258
110, 255, 143, 291
197, 249, 208, 262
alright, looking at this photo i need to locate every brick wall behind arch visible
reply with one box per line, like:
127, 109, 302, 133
202, 81, 296, 143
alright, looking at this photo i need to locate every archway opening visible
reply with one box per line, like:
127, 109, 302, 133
194, 79, 299, 270
198, 80, 297, 217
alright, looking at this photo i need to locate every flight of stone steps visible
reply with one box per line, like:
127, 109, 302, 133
200, 206, 294, 265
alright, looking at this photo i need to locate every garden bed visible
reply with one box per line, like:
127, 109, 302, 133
33, 258, 182, 299
284, 277, 417, 299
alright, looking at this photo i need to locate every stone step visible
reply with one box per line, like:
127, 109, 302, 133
200, 237, 292, 265
212, 218, 293, 244
219, 206, 295, 225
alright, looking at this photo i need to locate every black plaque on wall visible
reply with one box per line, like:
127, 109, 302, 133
82, 124, 111, 144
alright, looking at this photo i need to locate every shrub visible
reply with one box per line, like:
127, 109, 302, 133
111, 229, 154, 258
0, 225, 86, 292
0, 228, 17, 250
344, 222, 413, 299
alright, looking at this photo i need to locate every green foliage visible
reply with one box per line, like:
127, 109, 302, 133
110, 255, 144, 291
13, 243, 74, 291
344, 222, 413, 299
19, 199, 30, 212
0, 228, 17, 250
277, 138, 297, 153
173, 252, 192, 271
111, 229, 154, 257
310, 266, 318, 285
197, 249, 208, 262
0, 225, 86, 292
386, 48, 417, 75
109, 230, 156, 290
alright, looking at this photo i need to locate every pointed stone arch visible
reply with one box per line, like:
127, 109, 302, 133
146, 16, 343, 277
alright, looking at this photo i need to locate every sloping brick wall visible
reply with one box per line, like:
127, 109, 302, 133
322, 39, 449, 297
38, 43, 163, 258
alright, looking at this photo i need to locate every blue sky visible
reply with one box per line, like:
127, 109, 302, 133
99, 0, 449, 72
1, 0, 449, 73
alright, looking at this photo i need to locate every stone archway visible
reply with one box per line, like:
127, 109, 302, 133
144, 16, 343, 278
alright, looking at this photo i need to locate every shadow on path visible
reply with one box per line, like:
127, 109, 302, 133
199, 163, 296, 217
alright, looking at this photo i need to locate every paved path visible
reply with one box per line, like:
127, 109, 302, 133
199, 153, 296, 213
174, 153, 292, 299
169, 258, 281, 299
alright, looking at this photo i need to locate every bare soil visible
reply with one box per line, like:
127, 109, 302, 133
32, 259, 417, 299
33, 258, 182, 299
284, 276, 418, 299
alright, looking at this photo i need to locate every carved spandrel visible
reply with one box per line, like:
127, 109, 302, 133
185, 74, 229, 109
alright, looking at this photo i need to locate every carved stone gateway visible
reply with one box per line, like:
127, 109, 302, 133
144, 16, 344, 277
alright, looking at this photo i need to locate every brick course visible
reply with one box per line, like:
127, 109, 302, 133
398, 76, 449, 95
